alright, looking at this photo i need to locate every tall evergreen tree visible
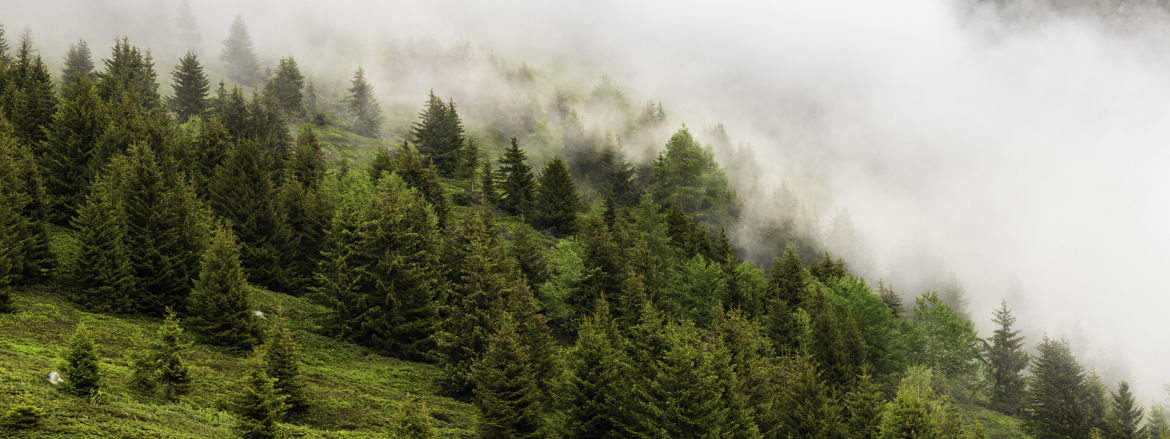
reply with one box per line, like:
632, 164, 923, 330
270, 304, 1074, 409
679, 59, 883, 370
877, 381, 940, 439
62, 322, 102, 399
209, 139, 282, 290
96, 37, 161, 111
61, 40, 95, 87
497, 137, 535, 216
775, 354, 846, 438
1023, 337, 1097, 439
409, 90, 464, 176
771, 246, 807, 309
220, 15, 260, 86
288, 125, 326, 190
0, 24, 10, 66
344, 67, 381, 137
186, 225, 260, 350
264, 315, 308, 415
533, 156, 580, 236
713, 309, 785, 437
508, 222, 549, 288
480, 156, 498, 206
560, 299, 638, 438
41, 74, 106, 223
1106, 381, 1146, 439
844, 373, 886, 439
393, 141, 450, 229
0, 127, 54, 285
472, 313, 546, 439
263, 56, 304, 118
66, 178, 135, 313
986, 300, 1029, 414
232, 349, 288, 439
272, 177, 330, 295
169, 51, 210, 123
176, 0, 201, 49
7, 45, 57, 146
310, 172, 376, 339
131, 309, 194, 400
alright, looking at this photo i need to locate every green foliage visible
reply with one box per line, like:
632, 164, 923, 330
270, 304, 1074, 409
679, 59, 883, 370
209, 138, 282, 291
1022, 337, 1099, 439
232, 349, 288, 439
6, 43, 58, 146
878, 380, 941, 439
559, 299, 637, 438
389, 397, 437, 438
712, 309, 785, 437
186, 225, 260, 350
410, 90, 465, 176
265, 315, 308, 415
665, 254, 727, 327
497, 137, 536, 216
480, 156, 498, 206
648, 126, 738, 227
168, 51, 209, 123
1106, 381, 1146, 439
393, 141, 450, 228
910, 291, 983, 397
345, 67, 381, 137
509, 221, 550, 288
820, 275, 910, 383
985, 300, 1028, 414
66, 177, 135, 313
533, 156, 580, 235
473, 313, 546, 439
775, 354, 847, 438
41, 73, 106, 223
62, 39, 96, 86
220, 15, 260, 86
263, 56, 304, 118
844, 373, 887, 439
62, 322, 103, 399
288, 125, 327, 191
96, 37, 161, 111
2, 404, 44, 430
0, 127, 54, 285
665, 203, 711, 260
131, 309, 194, 400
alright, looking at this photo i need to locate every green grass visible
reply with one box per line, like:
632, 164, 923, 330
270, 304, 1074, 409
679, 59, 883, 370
0, 287, 477, 438
959, 402, 1031, 439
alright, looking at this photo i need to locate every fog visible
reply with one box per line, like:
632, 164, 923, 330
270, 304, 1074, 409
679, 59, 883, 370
8, 0, 1170, 402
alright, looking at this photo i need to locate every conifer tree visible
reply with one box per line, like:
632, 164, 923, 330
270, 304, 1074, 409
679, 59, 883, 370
288, 125, 326, 190
62, 322, 102, 399
665, 203, 711, 259
66, 178, 135, 313
986, 300, 1028, 414
713, 309, 785, 437
169, 51, 209, 123
0, 128, 54, 285
273, 177, 329, 295
575, 215, 627, 320
497, 137, 535, 216
345, 67, 381, 137
533, 156, 580, 236
61, 39, 94, 87
176, 0, 201, 49
1106, 381, 1146, 439
459, 138, 480, 180
232, 349, 288, 439
0, 24, 10, 66
131, 309, 194, 399
186, 225, 260, 350
264, 315, 308, 415
41, 74, 106, 223
877, 381, 940, 439
393, 141, 450, 228
221, 15, 260, 86
480, 156, 498, 205
560, 299, 637, 438
844, 373, 886, 439
771, 246, 807, 309
190, 116, 230, 197
410, 90, 465, 176
878, 280, 903, 318
775, 355, 847, 438
1023, 337, 1096, 439
96, 37, 161, 111
472, 313, 546, 439
389, 397, 437, 439
263, 56, 304, 118
310, 172, 376, 338
8, 46, 57, 146
1149, 405, 1170, 439
509, 222, 549, 288
209, 139, 282, 290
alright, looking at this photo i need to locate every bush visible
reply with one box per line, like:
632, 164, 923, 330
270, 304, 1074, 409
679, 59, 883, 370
3, 404, 45, 430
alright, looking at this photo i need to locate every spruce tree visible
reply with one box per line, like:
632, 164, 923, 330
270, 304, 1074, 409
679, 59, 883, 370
273, 177, 329, 295
8, 47, 57, 147
497, 137, 535, 216
220, 15, 260, 86
472, 313, 546, 439
61, 39, 95, 87
393, 141, 450, 228
664, 203, 711, 259
533, 156, 580, 236
1023, 337, 1096, 439
459, 137, 480, 180
310, 172, 375, 339
986, 300, 1028, 414
41, 74, 106, 223
877, 381, 940, 439
1106, 381, 1146, 439
713, 309, 785, 437
263, 56, 304, 118
771, 246, 807, 309
176, 0, 201, 49
62, 322, 102, 399
66, 178, 135, 313
409, 90, 464, 176
345, 67, 381, 137
575, 215, 628, 320
232, 349, 288, 439
561, 299, 637, 438
288, 125, 326, 190
844, 373, 886, 439
508, 222, 549, 288
775, 354, 847, 438
169, 51, 210, 123
264, 315, 308, 415
0, 24, 10, 66
209, 139, 282, 291
0, 128, 54, 285
186, 225, 260, 350
480, 156, 498, 206
96, 37, 162, 111
132, 309, 194, 399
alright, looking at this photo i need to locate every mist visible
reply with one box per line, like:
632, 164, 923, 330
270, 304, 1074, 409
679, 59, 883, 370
9, 0, 1170, 402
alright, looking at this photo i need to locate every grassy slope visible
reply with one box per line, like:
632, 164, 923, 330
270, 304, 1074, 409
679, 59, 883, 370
0, 287, 477, 438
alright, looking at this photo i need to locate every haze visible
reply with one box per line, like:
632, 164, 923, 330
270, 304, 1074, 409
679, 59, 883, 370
8, 0, 1170, 402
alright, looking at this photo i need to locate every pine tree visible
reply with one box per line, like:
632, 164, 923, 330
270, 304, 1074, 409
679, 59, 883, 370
713, 309, 785, 437
393, 141, 450, 228
169, 51, 210, 123
665, 203, 711, 259
273, 177, 330, 295
186, 225, 259, 350
310, 172, 375, 339
96, 37, 161, 111
776, 354, 847, 438
221, 15, 260, 86
209, 139, 282, 291
264, 315, 308, 415
878, 280, 903, 318
409, 90, 465, 176
263, 56, 304, 118
480, 156, 498, 205
41, 74, 106, 223
0, 127, 54, 285
560, 299, 638, 438
62, 322, 102, 399
1106, 381, 1146, 439
1023, 337, 1096, 439
877, 381, 940, 439
288, 125, 326, 190
497, 137, 535, 216
509, 222, 549, 288
132, 309, 194, 399
176, 0, 201, 49
533, 156, 580, 236
61, 39, 95, 87
472, 313, 546, 439
66, 178, 135, 313
0, 24, 10, 66
986, 300, 1029, 414
345, 67, 381, 137
575, 215, 627, 320
232, 349, 288, 439
8, 45, 57, 146
459, 138, 480, 180
844, 373, 886, 439
771, 246, 807, 309
1149, 405, 1170, 439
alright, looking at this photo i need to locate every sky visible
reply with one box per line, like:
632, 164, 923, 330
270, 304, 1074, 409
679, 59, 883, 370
8, 0, 1170, 402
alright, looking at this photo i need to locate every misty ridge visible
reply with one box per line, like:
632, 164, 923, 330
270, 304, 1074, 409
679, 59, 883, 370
2, 0, 1170, 437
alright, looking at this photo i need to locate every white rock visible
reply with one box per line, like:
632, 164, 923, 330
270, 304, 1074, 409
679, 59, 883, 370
48, 371, 64, 385
252, 310, 266, 319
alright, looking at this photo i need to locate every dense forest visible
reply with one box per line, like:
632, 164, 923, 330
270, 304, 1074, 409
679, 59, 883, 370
0, 2, 1168, 438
